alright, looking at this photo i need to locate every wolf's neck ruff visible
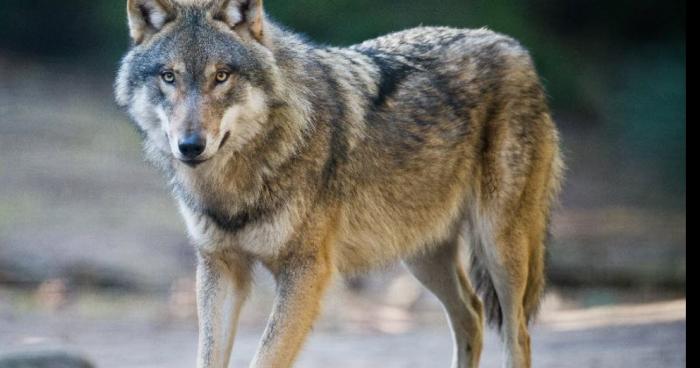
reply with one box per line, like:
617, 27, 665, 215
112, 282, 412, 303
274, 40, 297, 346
202, 204, 278, 233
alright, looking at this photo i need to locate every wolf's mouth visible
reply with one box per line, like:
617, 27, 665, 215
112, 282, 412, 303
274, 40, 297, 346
180, 158, 209, 168
218, 131, 231, 149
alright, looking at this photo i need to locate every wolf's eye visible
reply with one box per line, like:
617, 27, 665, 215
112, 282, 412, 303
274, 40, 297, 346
215, 71, 230, 83
161, 71, 176, 84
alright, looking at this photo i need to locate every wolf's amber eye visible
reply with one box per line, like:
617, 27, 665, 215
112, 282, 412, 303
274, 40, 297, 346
215, 71, 230, 83
161, 71, 176, 84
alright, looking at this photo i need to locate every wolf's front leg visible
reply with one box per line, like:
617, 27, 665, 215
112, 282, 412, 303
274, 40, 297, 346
196, 251, 252, 368
250, 253, 332, 368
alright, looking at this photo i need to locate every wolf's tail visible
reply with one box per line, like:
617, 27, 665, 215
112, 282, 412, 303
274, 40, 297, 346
468, 232, 549, 330
521, 138, 564, 325
523, 143, 565, 327
522, 228, 549, 325
468, 250, 503, 329
469, 130, 563, 330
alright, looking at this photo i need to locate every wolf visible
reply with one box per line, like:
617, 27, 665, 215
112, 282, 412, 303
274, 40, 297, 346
115, 0, 563, 367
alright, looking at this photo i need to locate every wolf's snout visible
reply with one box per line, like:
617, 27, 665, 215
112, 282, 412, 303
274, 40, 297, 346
178, 132, 207, 160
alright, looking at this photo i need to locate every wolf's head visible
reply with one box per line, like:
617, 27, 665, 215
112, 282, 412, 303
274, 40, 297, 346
116, 0, 276, 167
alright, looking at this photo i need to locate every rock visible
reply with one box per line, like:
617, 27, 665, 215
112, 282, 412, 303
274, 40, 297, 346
0, 351, 94, 368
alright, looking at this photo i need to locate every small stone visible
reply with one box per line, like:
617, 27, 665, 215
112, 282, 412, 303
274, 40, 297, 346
0, 351, 94, 368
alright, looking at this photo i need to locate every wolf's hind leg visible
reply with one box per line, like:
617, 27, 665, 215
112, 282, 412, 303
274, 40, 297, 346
404, 237, 484, 368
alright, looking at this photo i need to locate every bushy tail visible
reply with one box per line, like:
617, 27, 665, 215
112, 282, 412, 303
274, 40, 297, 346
522, 228, 549, 325
469, 126, 563, 330
469, 232, 549, 330
469, 250, 503, 329
521, 141, 563, 325
523, 138, 564, 324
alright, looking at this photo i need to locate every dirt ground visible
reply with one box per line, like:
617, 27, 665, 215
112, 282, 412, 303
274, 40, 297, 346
0, 288, 686, 368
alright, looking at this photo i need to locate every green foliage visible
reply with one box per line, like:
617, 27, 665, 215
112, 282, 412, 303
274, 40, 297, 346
606, 43, 686, 199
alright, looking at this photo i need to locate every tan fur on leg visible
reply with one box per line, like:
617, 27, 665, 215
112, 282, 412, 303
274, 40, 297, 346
405, 237, 484, 368
251, 252, 332, 368
196, 251, 252, 368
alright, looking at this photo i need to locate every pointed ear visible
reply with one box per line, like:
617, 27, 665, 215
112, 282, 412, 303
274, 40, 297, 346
213, 0, 265, 43
127, 0, 175, 44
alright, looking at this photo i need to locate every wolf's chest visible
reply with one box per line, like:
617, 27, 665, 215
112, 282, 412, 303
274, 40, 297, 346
177, 199, 296, 258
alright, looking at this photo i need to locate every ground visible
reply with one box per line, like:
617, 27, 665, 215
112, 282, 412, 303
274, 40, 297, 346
0, 289, 686, 368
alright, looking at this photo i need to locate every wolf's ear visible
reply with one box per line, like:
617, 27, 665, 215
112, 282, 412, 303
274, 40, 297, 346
213, 0, 266, 43
127, 0, 175, 44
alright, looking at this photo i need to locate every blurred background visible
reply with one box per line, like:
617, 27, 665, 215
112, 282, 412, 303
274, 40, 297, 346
0, 1, 685, 367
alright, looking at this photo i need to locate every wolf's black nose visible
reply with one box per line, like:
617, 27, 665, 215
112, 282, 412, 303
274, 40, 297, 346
178, 133, 206, 159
